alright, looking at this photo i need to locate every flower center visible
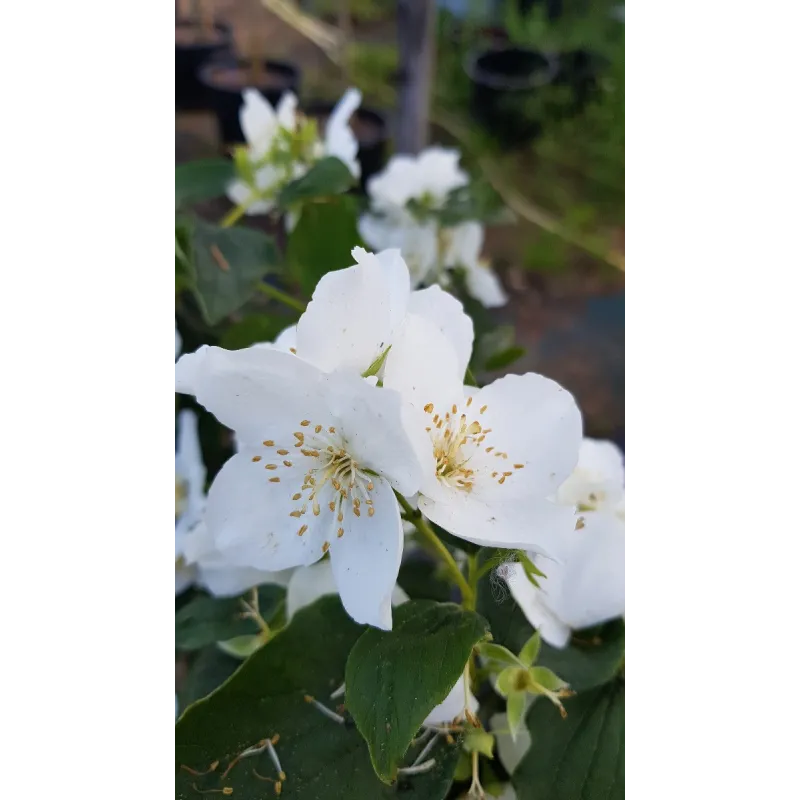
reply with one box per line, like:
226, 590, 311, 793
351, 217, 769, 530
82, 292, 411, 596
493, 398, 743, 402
254, 419, 377, 552
421, 398, 524, 491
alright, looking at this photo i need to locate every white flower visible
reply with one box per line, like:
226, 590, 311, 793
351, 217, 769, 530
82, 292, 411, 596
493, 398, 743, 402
226, 90, 299, 216
383, 314, 583, 551
424, 674, 479, 725
175, 344, 424, 629
366, 147, 469, 216
442, 222, 508, 308
175, 410, 206, 594
504, 438, 625, 648
323, 87, 362, 179
291, 247, 473, 380
227, 87, 361, 217
285, 558, 408, 621
358, 215, 507, 309
358, 215, 440, 286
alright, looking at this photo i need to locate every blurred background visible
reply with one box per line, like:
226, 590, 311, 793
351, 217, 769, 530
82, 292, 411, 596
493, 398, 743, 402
176, 0, 624, 460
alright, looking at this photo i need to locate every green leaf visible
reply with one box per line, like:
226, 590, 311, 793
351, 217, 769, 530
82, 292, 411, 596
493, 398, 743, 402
397, 557, 454, 603
477, 642, 524, 669
362, 345, 392, 378
537, 619, 626, 693
178, 646, 242, 711
175, 159, 235, 208
506, 690, 527, 740
530, 666, 569, 692
513, 681, 624, 800
345, 600, 489, 783
186, 218, 281, 324
463, 728, 495, 759
176, 597, 462, 799
485, 345, 527, 371
286, 196, 362, 296
519, 632, 542, 668
216, 633, 268, 659
278, 156, 355, 207
175, 586, 285, 652
218, 313, 297, 350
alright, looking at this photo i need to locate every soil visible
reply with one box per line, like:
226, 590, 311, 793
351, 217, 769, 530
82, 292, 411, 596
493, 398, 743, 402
203, 63, 294, 91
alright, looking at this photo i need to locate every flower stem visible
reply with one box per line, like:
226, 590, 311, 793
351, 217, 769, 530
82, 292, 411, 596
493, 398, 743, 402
219, 202, 250, 228
466, 553, 479, 612
395, 492, 473, 605
255, 281, 307, 314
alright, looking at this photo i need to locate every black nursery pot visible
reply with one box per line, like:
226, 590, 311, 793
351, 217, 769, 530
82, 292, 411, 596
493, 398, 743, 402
303, 102, 389, 191
175, 19, 232, 111
199, 59, 301, 147
465, 47, 558, 147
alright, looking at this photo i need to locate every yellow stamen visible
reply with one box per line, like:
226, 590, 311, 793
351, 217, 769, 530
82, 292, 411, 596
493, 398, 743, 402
252, 455, 262, 462
300, 420, 310, 427
277, 449, 289, 455
424, 403, 434, 413
322, 541, 330, 553
263, 440, 274, 446
297, 525, 308, 536
269, 477, 280, 483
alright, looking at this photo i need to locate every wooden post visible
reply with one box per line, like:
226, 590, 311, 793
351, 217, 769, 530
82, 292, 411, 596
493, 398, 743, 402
395, 0, 437, 154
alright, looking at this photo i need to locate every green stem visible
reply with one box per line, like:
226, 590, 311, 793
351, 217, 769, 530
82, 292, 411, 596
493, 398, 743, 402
255, 281, 307, 314
395, 492, 473, 605
219, 201, 250, 228
466, 553, 478, 612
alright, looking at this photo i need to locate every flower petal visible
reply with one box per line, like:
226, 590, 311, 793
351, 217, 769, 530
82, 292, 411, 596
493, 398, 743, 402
383, 312, 464, 412
328, 477, 403, 629
286, 559, 339, 620
465, 261, 508, 308
527, 511, 625, 636
504, 562, 572, 648
557, 438, 625, 511
442, 221, 483, 269
419, 492, 577, 552
468, 373, 583, 501
240, 89, 277, 157
275, 91, 297, 131
177, 346, 329, 447
490, 712, 532, 776
205, 451, 329, 572
325, 88, 362, 178
324, 371, 424, 497
295, 248, 410, 374
407, 285, 474, 380
424, 674, 479, 725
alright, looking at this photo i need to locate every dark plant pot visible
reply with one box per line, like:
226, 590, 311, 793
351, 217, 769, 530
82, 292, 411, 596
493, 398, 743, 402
554, 49, 607, 117
303, 102, 389, 191
175, 20, 233, 111
199, 59, 301, 147
518, 0, 563, 20
465, 47, 558, 147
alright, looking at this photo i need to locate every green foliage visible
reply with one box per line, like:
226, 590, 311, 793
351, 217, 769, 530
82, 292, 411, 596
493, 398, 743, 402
473, 326, 527, 373
277, 156, 356, 209
345, 600, 489, 783
178, 646, 242, 710
513, 679, 625, 800
286, 196, 362, 296
176, 597, 461, 799
175, 585, 286, 651
175, 159, 234, 208
218, 313, 297, 350
397, 557, 454, 603
181, 217, 281, 325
